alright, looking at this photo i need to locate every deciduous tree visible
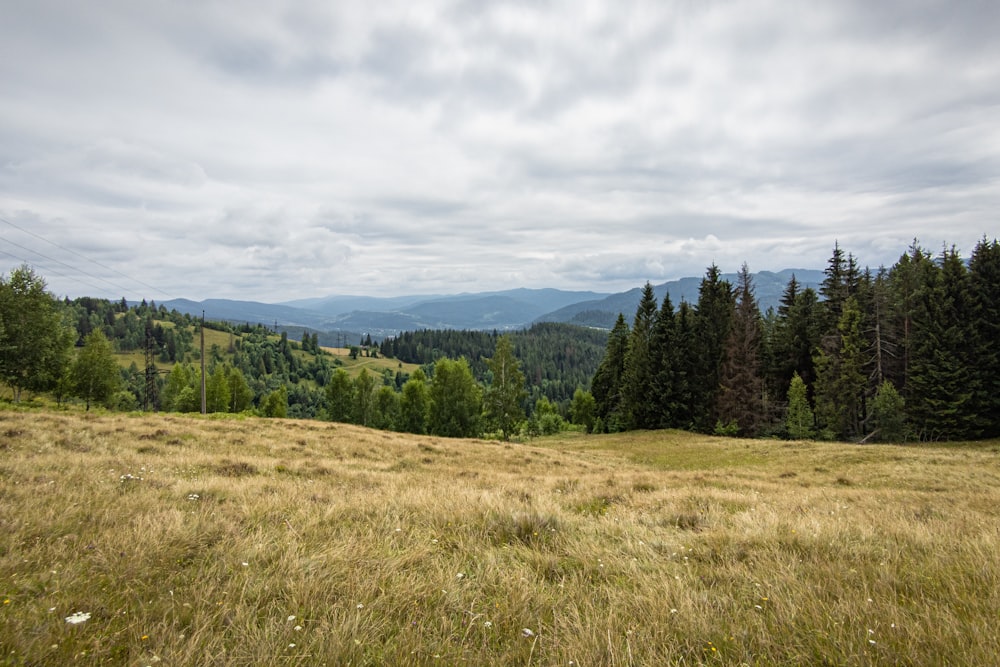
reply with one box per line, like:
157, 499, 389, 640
71, 330, 121, 411
428, 357, 482, 438
0, 265, 74, 401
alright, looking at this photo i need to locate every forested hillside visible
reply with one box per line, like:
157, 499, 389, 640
0, 269, 601, 437
379, 322, 608, 407
591, 239, 1000, 442
5, 236, 998, 443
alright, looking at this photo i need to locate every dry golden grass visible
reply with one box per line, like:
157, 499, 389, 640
1, 407, 999, 665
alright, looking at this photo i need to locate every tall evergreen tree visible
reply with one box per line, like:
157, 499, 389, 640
671, 301, 698, 428
591, 314, 630, 432
813, 296, 866, 439
907, 248, 976, 440
621, 283, 658, 430
717, 264, 764, 436
969, 238, 1000, 437
888, 242, 933, 397
649, 291, 677, 428
691, 265, 734, 431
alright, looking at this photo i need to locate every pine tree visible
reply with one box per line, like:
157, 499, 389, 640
671, 302, 698, 428
717, 264, 764, 436
907, 248, 976, 440
591, 314, 630, 432
813, 296, 866, 439
871, 381, 907, 442
691, 265, 734, 431
649, 291, 677, 428
621, 283, 658, 430
968, 238, 1000, 437
888, 242, 933, 397
785, 372, 814, 439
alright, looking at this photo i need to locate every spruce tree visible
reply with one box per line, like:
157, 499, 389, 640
888, 242, 933, 397
785, 372, 814, 439
591, 314, 630, 432
717, 264, 764, 436
649, 291, 677, 428
691, 265, 734, 431
671, 301, 698, 429
907, 248, 976, 440
813, 296, 866, 439
621, 283, 658, 430
969, 238, 1000, 437
871, 381, 907, 442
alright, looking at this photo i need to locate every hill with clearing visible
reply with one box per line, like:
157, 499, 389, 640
2, 407, 999, 665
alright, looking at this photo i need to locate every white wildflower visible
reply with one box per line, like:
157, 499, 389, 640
65, 611, 91, 624
521, 628, 535, 638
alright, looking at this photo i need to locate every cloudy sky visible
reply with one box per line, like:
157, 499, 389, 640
2, 0, 998, 302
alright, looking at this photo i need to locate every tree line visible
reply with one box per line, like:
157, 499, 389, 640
592, 238, 1000, 442
0, 267, 585, 436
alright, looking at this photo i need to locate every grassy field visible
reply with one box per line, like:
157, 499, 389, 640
1, 408, 999, 665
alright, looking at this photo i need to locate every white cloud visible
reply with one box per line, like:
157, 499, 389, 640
1, 0, 998, 301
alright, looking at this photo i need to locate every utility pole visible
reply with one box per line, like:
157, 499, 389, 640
200, 310, 207, 415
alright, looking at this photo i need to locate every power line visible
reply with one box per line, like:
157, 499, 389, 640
0, 217, 175, 301
0, 247, 114, 297
0, 216, 174, 300
0, 234, 144, 299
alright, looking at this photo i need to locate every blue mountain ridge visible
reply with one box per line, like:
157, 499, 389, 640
158, 270, 825, 340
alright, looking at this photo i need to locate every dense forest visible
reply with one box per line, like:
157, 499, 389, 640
591, 238, 1000, 442
379, 323, 608, 408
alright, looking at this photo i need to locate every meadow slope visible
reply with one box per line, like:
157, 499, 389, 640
2, 409, 999, 665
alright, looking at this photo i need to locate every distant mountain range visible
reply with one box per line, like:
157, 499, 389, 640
159, 269, 825, 341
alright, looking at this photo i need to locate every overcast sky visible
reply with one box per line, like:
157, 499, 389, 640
2, 0, 998, 302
